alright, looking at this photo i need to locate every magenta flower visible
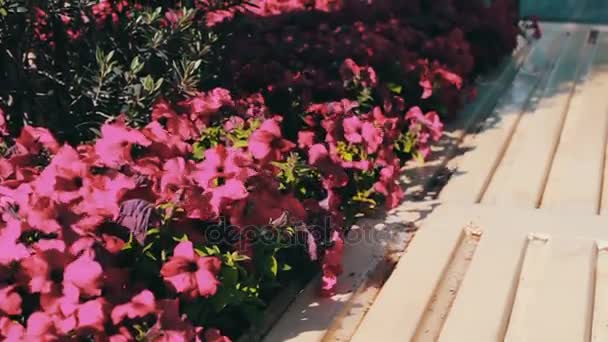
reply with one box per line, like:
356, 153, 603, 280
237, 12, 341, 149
405, 106, 443, 141
180, 185, 215, 221
181, 88, 233, 128
308, 144, 348, 189
207, 178, 249, 217
160, 157, 194, 196
0, 219, 29, 265
151, 99, 198, 141
320, 230, 344, 297
63, 252, 103, 297
342, 116, 383, 154
24, 311, 57, 341
0, 107, 7, 137
150, 299, 198, 341
143, 121, 191, 160
373, 164, 405, 209
0, 317, 24, 340
193, 145, 255, 189
248, 119, 295, 161
339, 58, 378, 88
74, 298, 107, 332
0, 285, 22, 316
95, 122, 151, 167
20, 248, 69, 294
111, 290, 156, 324
161, 241, 221, 298
17, 125, 60, 155
34, 145, 88, 204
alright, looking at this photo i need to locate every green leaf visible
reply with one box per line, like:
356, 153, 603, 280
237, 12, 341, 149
141, 75, 155, 92
105, 50, 115, 63
130, 56, 144, 74
154, 78, 164, 91
192, 142, 206, 161
95, 47, 104, 66
268, 256, 278, 278
387, 82, 403, 95
221, 266, 238, 288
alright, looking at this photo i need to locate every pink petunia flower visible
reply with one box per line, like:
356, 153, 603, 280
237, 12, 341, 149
0, 219, 29, 265
193, 145, 255, 189
405, 106, 443, 141
151, 99, 198, 141
25, 311, 57, 341
94, 122, 151, 167
0, 285, 22, 316
0, 317, 24, 340
161, 241, 221, 299
181, 88, 233, 129
248, 119, 295, 161
34, 145, 89, 204
20, 248, 70, 294
320, 230, 344, 297
0, 107, 8, 136
111, 290, 156, 324
342, 116, 383, 154
63, 252, 103, 297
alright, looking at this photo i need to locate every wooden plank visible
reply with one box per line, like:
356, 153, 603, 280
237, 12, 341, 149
439, 28, 565, 203
348, 204, 608, 341
503, 233, 552, 342
593, 241, 608, 341
481, 28, 593, 209
412, 229, 480, 342
504, 237, 596, 342
348, 210, 466, 342
540, 31, 608, 215
601, 130, 608, 216
437, 228, 528, 342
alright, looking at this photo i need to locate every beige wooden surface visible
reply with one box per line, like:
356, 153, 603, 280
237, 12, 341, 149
439, 26, 565, 203
482, 28, 592, 208
592, 242, 608, 341
441, 23, 608, 215
540, 31, 608, 214
351, 204, 608, 342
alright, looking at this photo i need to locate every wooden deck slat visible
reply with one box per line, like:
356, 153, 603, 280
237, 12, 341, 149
504, 237, 596, 342
437, 228, 527, 342
481, 28, 593, 209
592, 242, 608, 341
349, 204, 608, 342
503, 233, 552, 342
540, 32, 608, 214
348, 212, 464, 342
601, 131, 608, 216
439, 28, 564, 203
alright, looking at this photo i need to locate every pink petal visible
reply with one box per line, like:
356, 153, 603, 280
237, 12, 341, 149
173, 241, 195, 260
0, 286, 22, 316
63, 254, 103, 296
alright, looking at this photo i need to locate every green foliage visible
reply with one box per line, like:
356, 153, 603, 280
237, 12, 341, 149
0, 0, 247, 143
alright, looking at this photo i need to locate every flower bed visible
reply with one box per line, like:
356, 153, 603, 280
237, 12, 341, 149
0, 0, 536, 340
